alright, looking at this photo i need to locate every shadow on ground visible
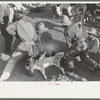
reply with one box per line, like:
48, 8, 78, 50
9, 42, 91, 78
0, 12, 100, 81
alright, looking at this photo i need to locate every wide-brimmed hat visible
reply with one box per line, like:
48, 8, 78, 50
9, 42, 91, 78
87, 27, 97, 35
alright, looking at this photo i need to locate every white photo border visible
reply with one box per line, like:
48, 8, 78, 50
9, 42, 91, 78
0, 1, 100, 98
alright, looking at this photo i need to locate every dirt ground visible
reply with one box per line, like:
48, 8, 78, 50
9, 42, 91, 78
0, 11, 100, 81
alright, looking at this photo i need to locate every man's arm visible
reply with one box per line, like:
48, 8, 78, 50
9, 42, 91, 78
6, 22, 17, 36
89, 38, 100, 53
32, 27, 38, 42
64, 29, 75, 49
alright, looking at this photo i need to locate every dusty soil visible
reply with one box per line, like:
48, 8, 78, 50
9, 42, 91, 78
0, 11, 100, 81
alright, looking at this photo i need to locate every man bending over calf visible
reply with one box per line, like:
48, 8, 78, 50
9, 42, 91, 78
0, 21, 54, 81
0, 13, 37, 81
60, 21, 100, 72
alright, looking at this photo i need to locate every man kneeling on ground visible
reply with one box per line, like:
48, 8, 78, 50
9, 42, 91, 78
60, 20, 100, 73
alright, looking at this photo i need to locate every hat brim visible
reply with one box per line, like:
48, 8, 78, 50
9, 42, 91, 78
87, 28, 97, 35
88, 32, 95, 35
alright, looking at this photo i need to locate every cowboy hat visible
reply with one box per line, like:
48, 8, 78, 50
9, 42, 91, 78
87, 27, 97, 35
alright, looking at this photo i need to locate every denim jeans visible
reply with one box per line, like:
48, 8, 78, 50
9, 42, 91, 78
0, 42, 35, 80
65, 48, 98, 71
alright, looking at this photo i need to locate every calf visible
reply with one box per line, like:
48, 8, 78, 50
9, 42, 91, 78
25, 52, 65, 80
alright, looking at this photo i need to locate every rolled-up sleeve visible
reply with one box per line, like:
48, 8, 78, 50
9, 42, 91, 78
6, 22, 17, 36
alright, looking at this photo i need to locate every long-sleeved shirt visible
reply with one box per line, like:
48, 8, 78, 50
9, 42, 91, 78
64, 24, 86, 51
6, 19, 37, 42
87, 37, 100, 53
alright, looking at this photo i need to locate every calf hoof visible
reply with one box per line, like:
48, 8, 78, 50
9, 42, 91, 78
43, 76, 48, 81
28, 67, 35, 76
60, 68, 65, 76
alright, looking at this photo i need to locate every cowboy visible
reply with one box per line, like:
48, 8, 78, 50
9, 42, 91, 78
72, 4, 87, 31
76, 28, 100, 61
0, 3, 13, 53
0, 22, 53, 81
52, 4, 57, 19
60, 21, 100, 73
86, 28, 100, 53
8, 3, 15, 23
56, 4, 62, 22
7, 13, 37, 48
60, 8, 72, 32
0, 13, 37, 81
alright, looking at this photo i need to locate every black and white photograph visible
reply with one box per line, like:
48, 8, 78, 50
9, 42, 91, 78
0, 1, 100, 98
